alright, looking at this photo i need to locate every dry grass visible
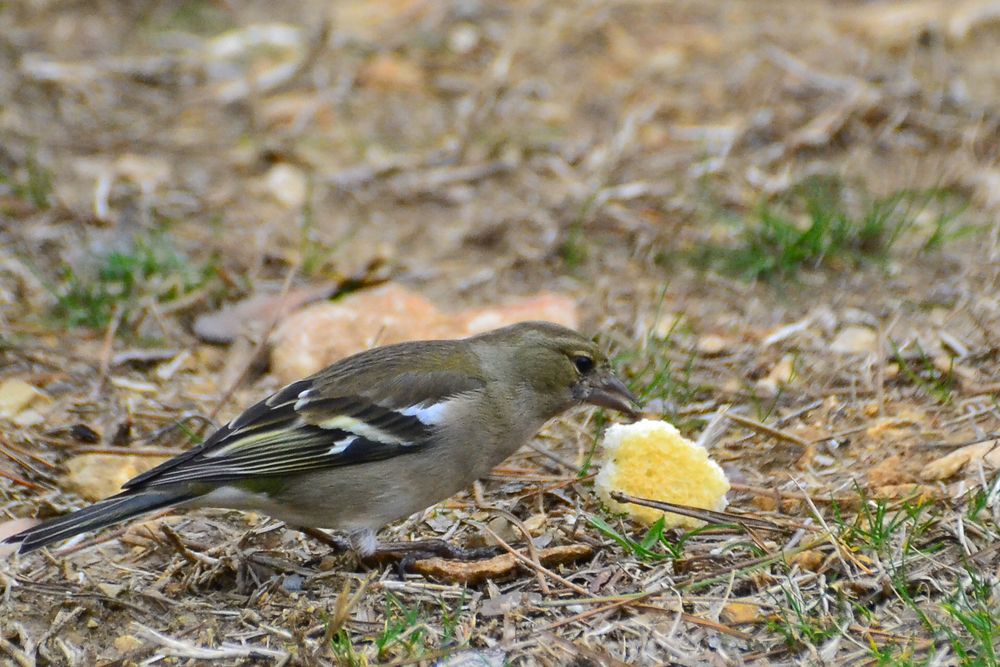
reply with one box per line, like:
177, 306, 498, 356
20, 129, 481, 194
1, 0, 999, 665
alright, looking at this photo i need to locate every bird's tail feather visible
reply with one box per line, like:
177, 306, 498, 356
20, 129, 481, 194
5, 490, 192, 554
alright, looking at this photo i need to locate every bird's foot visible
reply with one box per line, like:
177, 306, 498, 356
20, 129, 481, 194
296, 527, 502, 574
297, 526, 352, 551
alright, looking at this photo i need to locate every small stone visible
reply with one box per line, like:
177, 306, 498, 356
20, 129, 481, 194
830, 326, 878, 354
11, 409, 46, 427
696, 334, 729, 356
789, 549, 825, 572
456, 293, 578, 336
281, 574, 304, 593
751, 495, 778, 512
652, 314, 685, 339
768, 355, 796, 385
360, 54, 425, 90
932, 355, 954, 375
271, 283, 446, 382
720, 602, 763, 625
265, 163, 308, 209
98, 582, 124, 597
0, 378, 49, 419
867, 454, 910, 487
114, 634, 144, 653
521, 513, 547, 535
448, 24, 480, 54
271, 283, 580, 383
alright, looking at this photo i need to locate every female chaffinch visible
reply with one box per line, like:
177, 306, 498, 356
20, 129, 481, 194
7, 321, 638, 557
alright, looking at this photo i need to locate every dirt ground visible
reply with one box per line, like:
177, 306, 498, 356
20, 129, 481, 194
1, 1, 999, 665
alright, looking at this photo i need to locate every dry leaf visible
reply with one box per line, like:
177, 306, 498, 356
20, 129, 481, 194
920, 441, 999, 481
409, 544, 593, 585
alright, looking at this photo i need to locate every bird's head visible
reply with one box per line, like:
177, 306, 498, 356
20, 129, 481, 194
476, 321, 640, 420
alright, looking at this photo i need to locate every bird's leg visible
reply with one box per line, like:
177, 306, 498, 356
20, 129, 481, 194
297, 527, 502, 571
351, 529, 502, 570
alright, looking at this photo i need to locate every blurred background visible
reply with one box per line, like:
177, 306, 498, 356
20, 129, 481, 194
3, 0, 997, 325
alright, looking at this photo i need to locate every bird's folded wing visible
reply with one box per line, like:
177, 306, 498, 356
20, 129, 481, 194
125, 371, 484, 488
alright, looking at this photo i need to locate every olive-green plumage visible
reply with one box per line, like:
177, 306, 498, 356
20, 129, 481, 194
6, 321, 638, 555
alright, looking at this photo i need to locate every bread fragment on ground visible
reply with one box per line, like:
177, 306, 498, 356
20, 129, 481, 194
595, 419, 730, 529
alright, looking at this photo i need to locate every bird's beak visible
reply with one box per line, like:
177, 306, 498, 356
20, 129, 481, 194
585, 372, 641, 418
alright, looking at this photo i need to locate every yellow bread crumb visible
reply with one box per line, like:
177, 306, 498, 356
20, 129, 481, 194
595, 419, 730, 529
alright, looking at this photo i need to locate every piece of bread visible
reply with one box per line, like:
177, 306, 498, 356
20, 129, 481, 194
595, 419, 730, 529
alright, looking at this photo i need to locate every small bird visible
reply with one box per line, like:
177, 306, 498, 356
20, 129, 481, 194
6, 321, 638, 558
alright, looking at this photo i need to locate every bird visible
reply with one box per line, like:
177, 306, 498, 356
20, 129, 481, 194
5, 321, 639, 559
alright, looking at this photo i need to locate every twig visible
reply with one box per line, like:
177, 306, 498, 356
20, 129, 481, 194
631, 605, 751, 640
482, 506, 552, 594
160, 524, 218, 565
477, 523, 588, 596
726, 412, 810, 448
525, 440, 578, 471
539, 590, 658, 631
0, 469, 46, 490
69, 447, 183, 457
132, 623, 289, 662
0, 636, 33, 667
92, 302, 122, 397
323, 573, 374, 645
677, 538, 829, 592
608, 491, 785, 531
0, 434, 56, 478
730, 399, 823, 445
539, 631, 633, 667
54, 510, 175, 556
808, 425, 868, 444
730, 482, 858, 507
790, 478, 864, 579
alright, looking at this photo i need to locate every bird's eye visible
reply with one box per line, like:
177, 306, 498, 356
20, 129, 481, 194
573, 355, 594, 374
